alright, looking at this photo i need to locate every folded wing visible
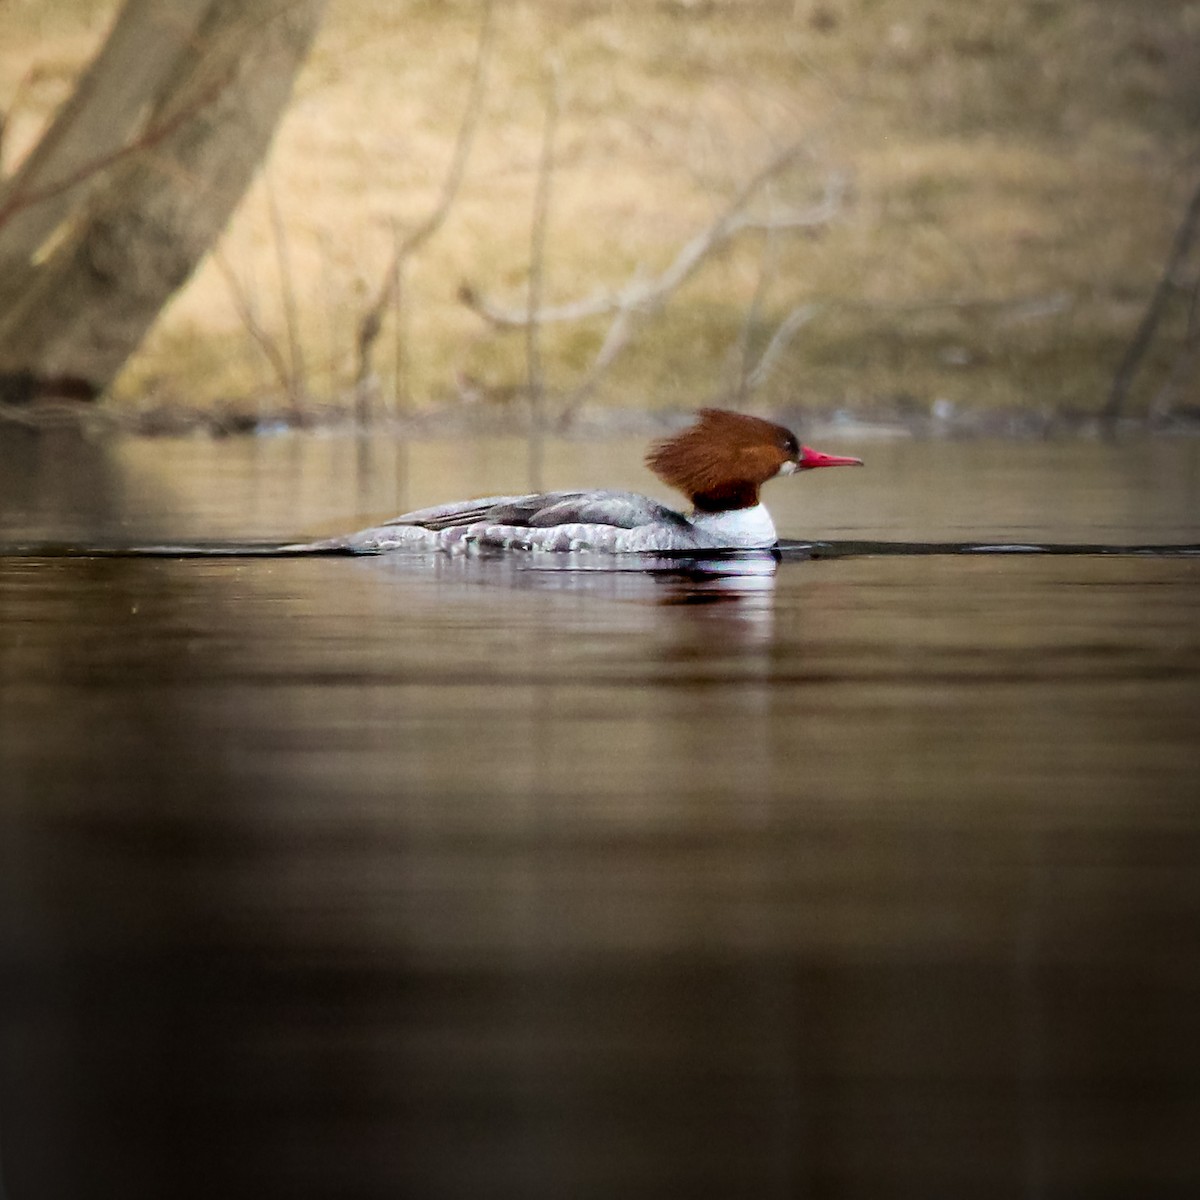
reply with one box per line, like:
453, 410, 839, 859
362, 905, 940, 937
384, 489, 688, 533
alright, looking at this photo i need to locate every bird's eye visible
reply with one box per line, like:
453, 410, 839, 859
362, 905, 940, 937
781, 433, 799, 456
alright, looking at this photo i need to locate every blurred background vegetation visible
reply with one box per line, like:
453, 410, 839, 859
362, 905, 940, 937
3, 0, 1198, 425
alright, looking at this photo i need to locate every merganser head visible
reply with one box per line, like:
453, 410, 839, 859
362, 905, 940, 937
646, 408, 862, 512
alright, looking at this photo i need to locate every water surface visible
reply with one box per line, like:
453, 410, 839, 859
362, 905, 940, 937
4, 427, 1197, 545
1, 429, 1199, 1198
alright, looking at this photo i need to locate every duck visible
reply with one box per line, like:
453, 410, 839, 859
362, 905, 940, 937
323, 408, 862, 553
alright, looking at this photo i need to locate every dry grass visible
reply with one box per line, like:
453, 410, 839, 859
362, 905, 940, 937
3, 0, 1199, 417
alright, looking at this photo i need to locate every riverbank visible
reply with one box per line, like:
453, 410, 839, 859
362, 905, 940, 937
3, 1, 1198, 419
4, 396, 1200, 444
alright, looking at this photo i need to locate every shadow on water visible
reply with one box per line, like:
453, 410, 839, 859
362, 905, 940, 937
2, 427, 1200, 1198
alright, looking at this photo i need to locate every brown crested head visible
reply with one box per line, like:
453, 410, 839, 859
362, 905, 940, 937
645, 408, 801, 512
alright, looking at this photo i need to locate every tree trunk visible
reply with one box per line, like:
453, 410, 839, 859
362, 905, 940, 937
0, 0, 213, 295
0, 0, 325, 404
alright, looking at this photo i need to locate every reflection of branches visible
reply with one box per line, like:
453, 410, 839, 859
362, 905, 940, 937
1104, 175, 1200, 423
354, 0, 495, 418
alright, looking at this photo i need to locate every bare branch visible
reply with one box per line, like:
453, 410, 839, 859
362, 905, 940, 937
1104, 174, 1200, 423
469, 147, 842, 426
461, 154, 844, 330
733, 182, 781, 406
1148, 339, 1200, 419
265, 168, 307, 402
389, 220, 407, 410
551, 268, 649, 425
1148, 272, 1200, 418
457, 279, 629, 328
575, 293, 640, 392
354, 0, 495, 407
212, 248, 293, 394
835, 291, 1072, 317
525, 61, 561, 489
316, 228, 341, 395
746, 302, 822, 391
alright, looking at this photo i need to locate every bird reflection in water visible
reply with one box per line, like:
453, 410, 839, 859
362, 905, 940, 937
374, 546, 779, 608
645, 552, 778, 608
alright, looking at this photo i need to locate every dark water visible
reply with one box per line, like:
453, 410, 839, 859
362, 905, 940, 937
2, 428, 1199, 1199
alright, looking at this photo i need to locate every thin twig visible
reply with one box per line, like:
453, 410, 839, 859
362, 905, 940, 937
733, 182, 781, 407
1104, 175, 1200, 422
832, 291, 1072, 317
746, 302, 822, 391
213, 247, 292, 394
354, 0, 495, 405
390, 220, 407, 412
1149, 272, 1200, 417
266, 168, 306, 405
526, 61, 560, 491
317, 228, 340, 399
1148, 338, 1200, 418
557, 284, 642, 419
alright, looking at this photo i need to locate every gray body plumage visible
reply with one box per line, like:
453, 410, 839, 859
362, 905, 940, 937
309, 489, 778, 554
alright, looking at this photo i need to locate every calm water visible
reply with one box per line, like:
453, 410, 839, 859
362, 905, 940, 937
2, 427, 1199, 1199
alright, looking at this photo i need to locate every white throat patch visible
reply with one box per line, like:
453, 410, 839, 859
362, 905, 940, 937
689, 504, 778, 548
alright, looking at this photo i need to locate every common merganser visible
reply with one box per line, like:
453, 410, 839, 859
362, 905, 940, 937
329, 409, 862, 554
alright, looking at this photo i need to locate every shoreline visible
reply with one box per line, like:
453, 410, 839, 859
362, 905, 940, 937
3, 396, 1199, 442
